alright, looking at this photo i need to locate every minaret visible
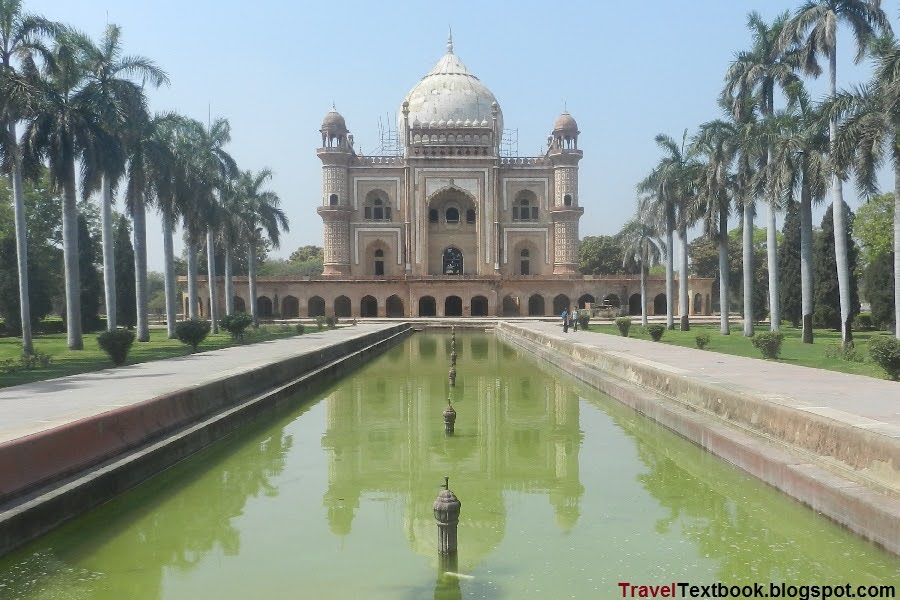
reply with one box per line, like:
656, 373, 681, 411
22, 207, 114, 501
548, 111, 584, 275
317, 107, 353, 275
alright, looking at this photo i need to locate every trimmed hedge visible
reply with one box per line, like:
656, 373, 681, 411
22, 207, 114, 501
614, 317, 631, 337
97, 329, 136, 366
646, 324, 665, 341
869, 335, 900, 381
695, 332, 710, 349
220, 313, 254, 342
175, 319, 211, 352
751, 332, 784, 359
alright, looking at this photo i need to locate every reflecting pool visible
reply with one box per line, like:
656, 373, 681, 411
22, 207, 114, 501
0, 332, 896, 599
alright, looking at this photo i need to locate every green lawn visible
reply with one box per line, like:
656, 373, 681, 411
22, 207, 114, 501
0, 325, 313, 388
584, 321, 895, 380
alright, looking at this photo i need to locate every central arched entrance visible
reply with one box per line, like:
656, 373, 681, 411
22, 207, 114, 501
445, 296, 463, 317
419, 296, 436, 317
360, 295, 378, 317
442, 247, 463, 275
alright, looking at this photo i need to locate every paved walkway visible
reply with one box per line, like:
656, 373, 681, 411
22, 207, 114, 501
0, 323, 398, 445
517, 321, 900, 435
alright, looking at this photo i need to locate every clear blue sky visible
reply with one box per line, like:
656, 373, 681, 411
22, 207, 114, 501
24, 0, 893, 271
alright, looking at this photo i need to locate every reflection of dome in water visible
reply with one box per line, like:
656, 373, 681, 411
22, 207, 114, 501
401, 33, 503, 134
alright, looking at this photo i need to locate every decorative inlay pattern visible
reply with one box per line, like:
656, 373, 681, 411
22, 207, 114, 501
554, 167, 578, 206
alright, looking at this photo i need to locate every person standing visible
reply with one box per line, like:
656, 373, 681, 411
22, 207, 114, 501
561, 308, 569, 333
572, 308, 579, 331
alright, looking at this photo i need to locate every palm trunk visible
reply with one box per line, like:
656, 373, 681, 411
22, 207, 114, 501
743, 200, 754, 337
665, 204, 675, 330
100, 174, 116, 330
187, 238, 199, 320
829, 46, 852, 345
640, 260, 648, 328
133, 191, 149, 342
8, 119, 32, 355
766, 190, 780, 332
162, 206, 177, 338
224, 244, 234, 316
800, 164, 814, 344
248, 239, 258, 328
678, 221, 689, 331
718, 206, 730, 335
893, 149, 900, 339
206, 228, 218, 333
62, 160, 82, 349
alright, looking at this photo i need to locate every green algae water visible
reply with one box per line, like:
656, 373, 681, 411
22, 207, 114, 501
0, 332, 897, 599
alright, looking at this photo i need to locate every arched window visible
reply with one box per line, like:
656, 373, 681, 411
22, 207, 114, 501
364, 190, 392, 221
520, 248, 530, 275
513, 191, 538, 221
445, 207, 459, 224
329, 194, 338, 206
374, 248, 384, 276
466, 208, 476, 224
443, 247, 463, 275
564, 194, 573, 206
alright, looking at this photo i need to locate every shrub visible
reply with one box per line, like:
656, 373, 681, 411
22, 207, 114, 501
751, 332, 784, 359
175, 319, 211, 352
614, 317, 631, 337
854, 312, 874, 331
220, 313, 254, 342
97, 329, 136, 366
295, 323, 305, 335
325, 315, 338, 329
315, 316, 325, 330
646, 324, 665, 341
869, 335, 900, 381
577, 312, 591, 329
0, 352, 53, 374
824, 342, 864, 363
695, 332, 710, 349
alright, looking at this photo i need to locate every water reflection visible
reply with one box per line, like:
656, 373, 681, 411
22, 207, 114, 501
321, 332, 585, 571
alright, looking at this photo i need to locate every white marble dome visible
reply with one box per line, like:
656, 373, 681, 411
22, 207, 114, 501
401, 35, 503, 134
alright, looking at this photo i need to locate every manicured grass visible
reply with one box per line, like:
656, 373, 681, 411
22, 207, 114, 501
584, 321, 895, 380
0, 325, 306, 388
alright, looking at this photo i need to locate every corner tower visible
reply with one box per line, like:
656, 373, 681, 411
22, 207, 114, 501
317, 109, 354, 275
548, 111, 584, 275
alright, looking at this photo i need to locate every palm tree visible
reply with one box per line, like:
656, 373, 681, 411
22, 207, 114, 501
124, 112, 176, 341
21, 32, 102, 350
766, 83, 829, 343
638, 132, 697, 331
0, 0, 58, 355
236, 168, 288, 327
779, 0, 892, 344
217, 174, 243, 316
831, 34, 900, 338
693, 117, 737, 335
79, 23, 168, 331
620, 201, 664, 328
726, 11, 801, 332
193, 117, 236, 333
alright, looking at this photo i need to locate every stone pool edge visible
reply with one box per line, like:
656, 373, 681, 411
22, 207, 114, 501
496, 322, 900, 556
0, 323, 412, 558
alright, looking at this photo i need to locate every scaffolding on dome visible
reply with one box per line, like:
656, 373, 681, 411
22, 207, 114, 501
500, 128, 519, 157
368, 113, 402, 157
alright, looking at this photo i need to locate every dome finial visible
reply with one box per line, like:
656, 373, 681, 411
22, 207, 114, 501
447, 27, 453, 54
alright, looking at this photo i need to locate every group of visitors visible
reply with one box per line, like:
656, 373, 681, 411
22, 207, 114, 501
561, 307, 580, 333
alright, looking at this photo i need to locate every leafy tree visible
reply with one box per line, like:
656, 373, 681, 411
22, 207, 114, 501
0, 236, 53, 333
780, 200, 802, 327
863, 251, 895, 330
578, 235, 626, 275
113, 215, 136, 328
289, 245, 323, 263
257, 258, 323, 277
77, 213, 102, 332
813, 202, 860, 330
854, 193, 893, 259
